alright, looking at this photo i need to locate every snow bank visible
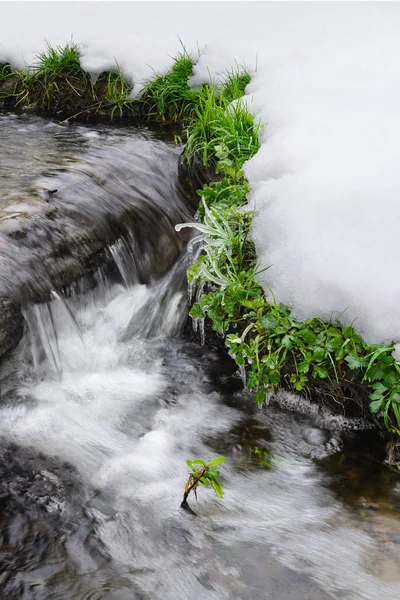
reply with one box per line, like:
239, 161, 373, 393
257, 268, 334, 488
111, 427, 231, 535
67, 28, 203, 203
2, 1, 400, 343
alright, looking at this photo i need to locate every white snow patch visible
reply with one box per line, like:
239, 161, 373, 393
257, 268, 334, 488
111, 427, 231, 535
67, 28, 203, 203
2, 2, 400, 342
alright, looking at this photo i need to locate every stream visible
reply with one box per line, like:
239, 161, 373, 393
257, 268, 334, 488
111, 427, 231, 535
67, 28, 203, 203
0, 114, 399, 600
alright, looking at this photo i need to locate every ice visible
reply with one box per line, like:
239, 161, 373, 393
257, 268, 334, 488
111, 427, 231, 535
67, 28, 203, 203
2, 2, 400, 342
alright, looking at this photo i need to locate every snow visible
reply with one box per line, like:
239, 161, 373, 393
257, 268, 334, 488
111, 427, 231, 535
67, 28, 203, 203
2, 1, 400, 343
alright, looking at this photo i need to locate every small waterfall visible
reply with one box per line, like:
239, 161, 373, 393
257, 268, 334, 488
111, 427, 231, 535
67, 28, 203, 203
23, 302, 63, 380
108, 236, 139, 288
23, 291, 86, 381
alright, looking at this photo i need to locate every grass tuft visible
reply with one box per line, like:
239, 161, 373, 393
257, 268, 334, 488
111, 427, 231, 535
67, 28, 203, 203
184, 84, 260, 179
28, 41, 94, 111
104, 62, 135, 119
139, 49, 198, 122
222, 68, 251, 103
32, 41, 83, 80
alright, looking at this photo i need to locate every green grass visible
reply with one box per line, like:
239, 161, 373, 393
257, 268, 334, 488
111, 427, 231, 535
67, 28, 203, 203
32, 41, 83, 79
184, 84, 260, 180
28, 41, 92, 110
0, 43, 138, 118
0, 63, 12, 80
139, 49, 199, 122
221, 68, 251, 103
105, 62, 135, 119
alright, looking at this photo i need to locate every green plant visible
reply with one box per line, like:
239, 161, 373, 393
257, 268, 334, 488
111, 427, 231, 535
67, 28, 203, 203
32, 41, 83, 79
0, 66, 31, 106
140, 49, 198, 122
222, 67, 251, 103
0, 63, 12, 80
105, 62, 134, 118
253, 446, 272, 469
181, 456, 226, 515
185, 189, 400, 432
164, 56, 400, 440
29, 41, 92, 110
184, 84, 260, 179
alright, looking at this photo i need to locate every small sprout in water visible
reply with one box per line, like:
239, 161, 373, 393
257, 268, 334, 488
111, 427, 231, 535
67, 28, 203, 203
253, 446, 272, 469
180, 456, 226, 516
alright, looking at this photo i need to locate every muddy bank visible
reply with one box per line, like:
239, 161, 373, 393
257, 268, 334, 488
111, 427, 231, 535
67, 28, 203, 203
0, 66, 141, 124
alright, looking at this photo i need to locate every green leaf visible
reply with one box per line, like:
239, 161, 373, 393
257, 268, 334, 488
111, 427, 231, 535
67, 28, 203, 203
192, 459, 206, 466
370, 399, 383, 413
261, 314, 278, 330
298, 361, 310, 374
312, 365, 329, 379
199, 476, 210, 486
189, 303, 204, 319
312, 347, 325, 362
366, 363, 388, 382
371, 382, 388, 394
186, 460, 195, 471
345, 353, 363, 370
207, 467, 220, 478
207, 456, 226, 467
390, 392, 400, 404
281, 335, 292, 348
211, 479, 224, 499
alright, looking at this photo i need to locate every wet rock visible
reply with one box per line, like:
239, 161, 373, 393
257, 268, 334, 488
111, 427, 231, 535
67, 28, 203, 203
0, 297, 24, 357
0, 445, 78, 516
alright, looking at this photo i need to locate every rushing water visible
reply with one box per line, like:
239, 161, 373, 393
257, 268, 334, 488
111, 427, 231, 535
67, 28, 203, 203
0, 115, 400, 600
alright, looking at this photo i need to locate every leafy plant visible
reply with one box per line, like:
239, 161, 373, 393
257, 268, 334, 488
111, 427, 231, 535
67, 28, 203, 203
181, 456, 226, 515
173, 65, 400, 441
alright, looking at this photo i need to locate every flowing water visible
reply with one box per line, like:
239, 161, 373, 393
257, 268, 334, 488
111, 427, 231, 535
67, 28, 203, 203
0, 114, 400, 600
